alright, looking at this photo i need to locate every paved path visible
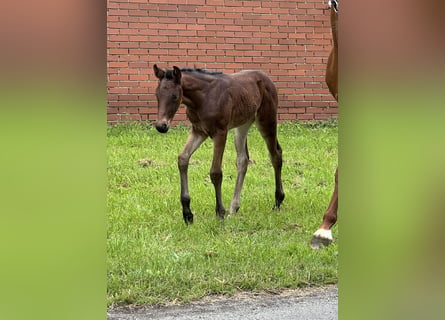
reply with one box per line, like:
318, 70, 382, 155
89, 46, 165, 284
108, 285, 337, 320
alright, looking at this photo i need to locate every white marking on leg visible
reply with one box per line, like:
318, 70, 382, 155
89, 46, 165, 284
313, 228, 333, 241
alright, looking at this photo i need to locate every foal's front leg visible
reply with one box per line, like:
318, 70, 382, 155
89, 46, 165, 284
230, 122, 253, 214
178, 130, 207, 224
210, 131, 228, 219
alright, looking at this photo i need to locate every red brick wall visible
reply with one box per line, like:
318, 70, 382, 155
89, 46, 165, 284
107, 0, 338, 124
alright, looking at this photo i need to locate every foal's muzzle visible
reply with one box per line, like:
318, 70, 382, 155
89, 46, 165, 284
155, 122, 169, 133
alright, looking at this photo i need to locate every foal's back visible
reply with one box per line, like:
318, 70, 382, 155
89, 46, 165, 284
224, 70, 278, 129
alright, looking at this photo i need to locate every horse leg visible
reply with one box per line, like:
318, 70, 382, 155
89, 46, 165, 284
229, 121, 253, 214
270, 140, 285, 209
178, 129, 207, 224
210, 131, 228, 219
311, 167, 338, 249
256, 119, 285, 209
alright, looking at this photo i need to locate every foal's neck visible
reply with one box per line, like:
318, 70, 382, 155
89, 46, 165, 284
181, 73, 215, 109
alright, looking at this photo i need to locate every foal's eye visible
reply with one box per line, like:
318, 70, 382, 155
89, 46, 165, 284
172, 94, 178, 101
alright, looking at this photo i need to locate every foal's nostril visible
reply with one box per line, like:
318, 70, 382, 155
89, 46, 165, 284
156, 122, 169, 133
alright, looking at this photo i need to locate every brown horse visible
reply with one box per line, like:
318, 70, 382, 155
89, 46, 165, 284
311, 0, 339, 249
153, 65, 285, 224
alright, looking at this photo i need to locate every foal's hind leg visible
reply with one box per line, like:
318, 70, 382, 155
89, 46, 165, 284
256, 119, 285, 209
229, 121, 253, 214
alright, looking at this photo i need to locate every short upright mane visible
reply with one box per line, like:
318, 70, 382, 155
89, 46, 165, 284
165, 68, 224, 80
180, 67, 223, 76
164, 67, 222, 80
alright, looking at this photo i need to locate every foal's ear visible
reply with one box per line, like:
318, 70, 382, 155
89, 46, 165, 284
172, 66, 182, 84
153, 64, 165, 80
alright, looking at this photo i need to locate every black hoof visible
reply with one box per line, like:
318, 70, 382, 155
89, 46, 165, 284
216, 207, 226, 220
273, 199, 284, 210
274, 192, 285, 209
183, 212, 194, 225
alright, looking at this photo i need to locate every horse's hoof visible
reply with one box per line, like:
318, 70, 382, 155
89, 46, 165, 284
274, 192, 285, 209
215, 206, 226, 220
216, 212, 225, 220
229, 205, 240, 215
311, 229, 333, 249
183, 213, 194, 225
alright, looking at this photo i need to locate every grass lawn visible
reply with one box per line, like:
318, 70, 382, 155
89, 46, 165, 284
107, 121, 338, 306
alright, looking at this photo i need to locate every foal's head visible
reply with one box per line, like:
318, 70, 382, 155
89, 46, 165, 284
153, 64, 183, 133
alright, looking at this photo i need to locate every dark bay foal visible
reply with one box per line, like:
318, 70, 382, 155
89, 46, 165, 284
153, 65, 285, 224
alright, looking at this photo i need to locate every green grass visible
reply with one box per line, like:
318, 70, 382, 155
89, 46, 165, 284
107, 121, 338, 306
